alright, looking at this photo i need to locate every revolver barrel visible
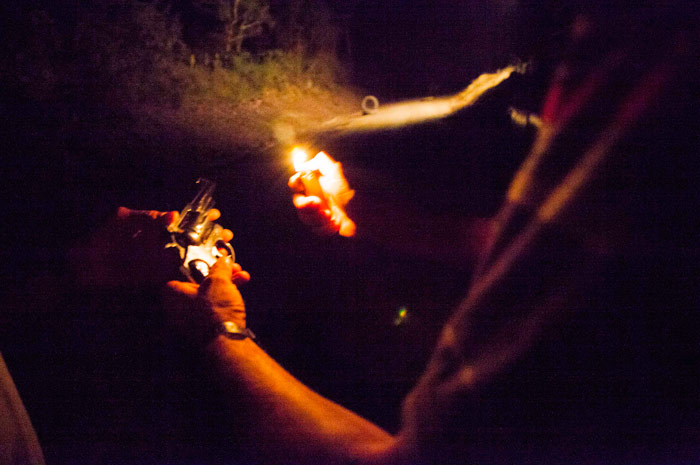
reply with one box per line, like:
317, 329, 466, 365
170, 178, 217, 247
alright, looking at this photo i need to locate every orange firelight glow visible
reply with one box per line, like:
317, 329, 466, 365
291, 146, 310, 172
291, 147, 336, 175
288, 146, 357, 238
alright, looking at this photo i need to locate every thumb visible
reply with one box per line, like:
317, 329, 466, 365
207, 257, 235, 281
157, 211, 178, 227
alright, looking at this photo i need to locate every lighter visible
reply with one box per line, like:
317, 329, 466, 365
291, 147, 330, 210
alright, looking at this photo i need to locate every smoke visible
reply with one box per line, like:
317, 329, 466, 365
317, 65, 523, 135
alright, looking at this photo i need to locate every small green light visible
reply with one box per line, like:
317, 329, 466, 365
393, 306, 408, 326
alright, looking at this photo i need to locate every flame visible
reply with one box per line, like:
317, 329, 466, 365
292, 147, 337, 175
291, 146, 310, 172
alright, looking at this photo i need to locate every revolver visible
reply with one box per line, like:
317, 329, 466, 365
166, 178, 235, 283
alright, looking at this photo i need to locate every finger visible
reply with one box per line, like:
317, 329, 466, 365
293, 194, 323, 210
208, 209, 221, 221
166, 280, 199, 298
221, 228, 233, 243
116, 207, 178, 233
117, 207, 163, 221
328, 204, 356, 237
158, 211, 178, 227
115, 207, 173, 240
232, 270, 251, 286
116, 206, 134, 219
338, 216, 357, 237
207, 257, 235, 281
298, 200, 332, 221
288, 172, 304, 191
206, 259, 248, 285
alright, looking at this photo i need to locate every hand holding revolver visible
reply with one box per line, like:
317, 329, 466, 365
164, 257, 251, 347
70, 179, 235, 288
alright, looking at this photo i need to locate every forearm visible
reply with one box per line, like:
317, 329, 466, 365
204, 336, 408, 464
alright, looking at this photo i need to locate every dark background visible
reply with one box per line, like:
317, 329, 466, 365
0, 2, 537, 463
2, 1, 698, 464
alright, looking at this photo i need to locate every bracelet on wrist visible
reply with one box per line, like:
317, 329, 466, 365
218, 320, 256, 341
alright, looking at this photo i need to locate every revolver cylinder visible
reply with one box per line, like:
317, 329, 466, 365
167, 178, 234, 283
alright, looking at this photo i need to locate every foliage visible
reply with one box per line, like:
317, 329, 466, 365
189, 0, 275, 54
2, 0, 349, 109
73, 1, 189, 106
270, 0, 342, 55
186, 49, 345, 103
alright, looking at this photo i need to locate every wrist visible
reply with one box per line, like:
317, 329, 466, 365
181, 315, 254, 349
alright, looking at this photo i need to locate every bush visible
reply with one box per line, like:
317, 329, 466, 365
185, 48, 345, 104
73, 1, 189, 107
3, 0, 348, 108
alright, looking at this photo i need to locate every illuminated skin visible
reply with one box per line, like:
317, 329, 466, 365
289, 149, 357, 237
159, 148, 491, 463
118, 206, 404, 463
69, 207, 234, 288
73, 166, 486, 463
74, 207, 406, 462
165, 259, 413, 464
287, 66, 520, 260
160, 149, 496, 464
289, 150, 493, 267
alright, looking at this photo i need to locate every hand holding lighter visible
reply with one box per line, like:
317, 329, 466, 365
298, 169, 330, 210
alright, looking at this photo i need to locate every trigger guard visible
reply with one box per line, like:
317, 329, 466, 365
215, 240, 235, 263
